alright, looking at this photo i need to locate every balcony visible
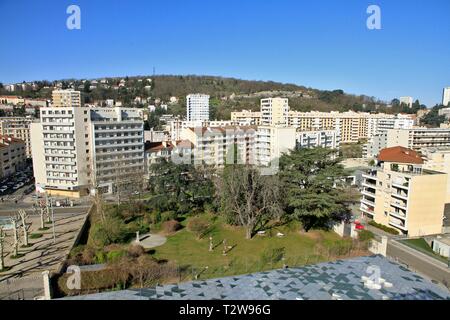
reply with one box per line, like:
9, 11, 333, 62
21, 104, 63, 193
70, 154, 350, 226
389, 211, 406, 220
388, 219, 407, 231
391, 191, 408, 200
391, 200, 407, 210
361, 197, 375, 207
360, 205, 374, 216
361, 188, 376, 197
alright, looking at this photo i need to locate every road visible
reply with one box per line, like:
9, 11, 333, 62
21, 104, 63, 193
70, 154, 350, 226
0, 205, 92, 217
387, 240, 450, 288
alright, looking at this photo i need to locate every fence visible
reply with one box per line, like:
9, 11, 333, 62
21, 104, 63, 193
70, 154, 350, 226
0, 275, 45, 300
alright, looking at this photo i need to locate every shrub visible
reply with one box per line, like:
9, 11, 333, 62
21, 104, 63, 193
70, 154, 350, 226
161, 211, 177, 222
260, 247, 285, 265
358, 230, 375, 242
162, 220, 181, 234
368, 220, 399, 235
186, 217, 210, 239
127, 244, 145, 258
94, 251, 107, 264
89, 217, 128, 248
107, 249, 127, 262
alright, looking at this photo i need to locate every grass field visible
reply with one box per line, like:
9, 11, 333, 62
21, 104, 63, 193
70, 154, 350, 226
151, 215, 367, 280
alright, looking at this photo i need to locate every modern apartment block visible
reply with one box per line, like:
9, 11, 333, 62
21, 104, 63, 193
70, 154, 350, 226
89, 107, 145, 194
260, 98, 289, 126
288, 111, 413, 143
363, 133, 387, 158
295, 129, 341, 150
230, 110, 261, 125
360, 146, 447, 236
186, 94, 209, 121
255, 126, 296, 167
387, 128, 450, 151
0, 135, 27, 179
51, 89, 83, 108
0, 117, 33, 157
31, 92, 144, 197
180, 126, 257, 166
442, 87, 450, 107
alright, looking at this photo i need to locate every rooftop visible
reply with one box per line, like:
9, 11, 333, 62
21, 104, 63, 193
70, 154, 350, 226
378, 146, 423, 164
62, 255, 450, 300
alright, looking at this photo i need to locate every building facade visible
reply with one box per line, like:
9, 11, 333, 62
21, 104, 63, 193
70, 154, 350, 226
360, 146, 447, 236
31, 92, 144, 197
295, 129, 341, 150
0, 135, 27, 179
186, 94, 209, 122
260, 98, 289, 126
51, 89, 82, 108
0, 117, 34, 157
443, 87, 450, 107
387, 128, 450, 151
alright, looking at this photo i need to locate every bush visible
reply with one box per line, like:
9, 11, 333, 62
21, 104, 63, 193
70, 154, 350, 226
260, 247, 285, 265
368, 220, 399, 235
107, 249, 127, 262
186, 217, 210, 239
127, 244, 145, 258
89, 217, 128, 248
358, 230, 375, 242
162, 220, 181, 233
161, 211, 177, 222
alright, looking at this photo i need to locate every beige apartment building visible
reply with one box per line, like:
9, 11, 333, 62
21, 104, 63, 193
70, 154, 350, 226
360, 146, 447, 236
260, 98, 289, 126
0, 135, 27, 178
0, 117, 34, 157
230, 110, 261, 125
387, 128, 450, 151
51, 89, 82, 108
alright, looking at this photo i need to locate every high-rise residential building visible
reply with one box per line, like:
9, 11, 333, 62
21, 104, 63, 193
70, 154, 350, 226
0, 117, 34, 157
360, 146, 447, 236
186, 94, 209, 121
386, 128, 450, 151
31, 90, 144, 197
443, 87, 450, 107
399, 96, 414, 108
51, 89, 82, 108
0, 135, 27, 179
260, 98, 289, 126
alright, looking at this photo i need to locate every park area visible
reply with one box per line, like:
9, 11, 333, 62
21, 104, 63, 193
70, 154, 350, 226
55, 206, 371, 297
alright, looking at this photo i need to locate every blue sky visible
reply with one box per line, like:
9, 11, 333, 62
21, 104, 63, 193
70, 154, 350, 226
0, 0, 449, 106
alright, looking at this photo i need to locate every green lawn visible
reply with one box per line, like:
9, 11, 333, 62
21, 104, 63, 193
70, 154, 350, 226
400, 238, 448, 264
152, 215, 362, 280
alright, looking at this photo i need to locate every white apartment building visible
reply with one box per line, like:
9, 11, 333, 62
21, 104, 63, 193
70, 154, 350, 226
186, 94, 209, 122
260, 98, 289, 126
51, 89, 82, 108
399, 96, 413, 108
169, 120, 241, 140
295, 129, 341, 150
363, 133, 388, 159
180, 126, 257, 166
387, 128, 450, 151
0, 117, 34, 157
255, 126, 296, 167
442, 87, 450, 107
31, 97, 144, 197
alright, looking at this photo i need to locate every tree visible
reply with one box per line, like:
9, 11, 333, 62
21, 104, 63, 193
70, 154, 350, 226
0, 227, 5, 270
216, 165, 282, 239
18, 209, 29, 246
279, 148, 352, 232
422, 104, 447, 127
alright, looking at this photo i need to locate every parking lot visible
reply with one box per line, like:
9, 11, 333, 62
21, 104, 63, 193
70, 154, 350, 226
0, 166, 35, 203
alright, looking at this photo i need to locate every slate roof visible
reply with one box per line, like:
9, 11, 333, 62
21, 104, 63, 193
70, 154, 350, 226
62, 255, 450, 300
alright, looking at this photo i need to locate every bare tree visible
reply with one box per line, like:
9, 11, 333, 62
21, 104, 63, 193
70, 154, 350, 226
18, 209, 29, 247
216, 165, 283, 239
10, 216, 19, 256
0, 227, 5, 270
